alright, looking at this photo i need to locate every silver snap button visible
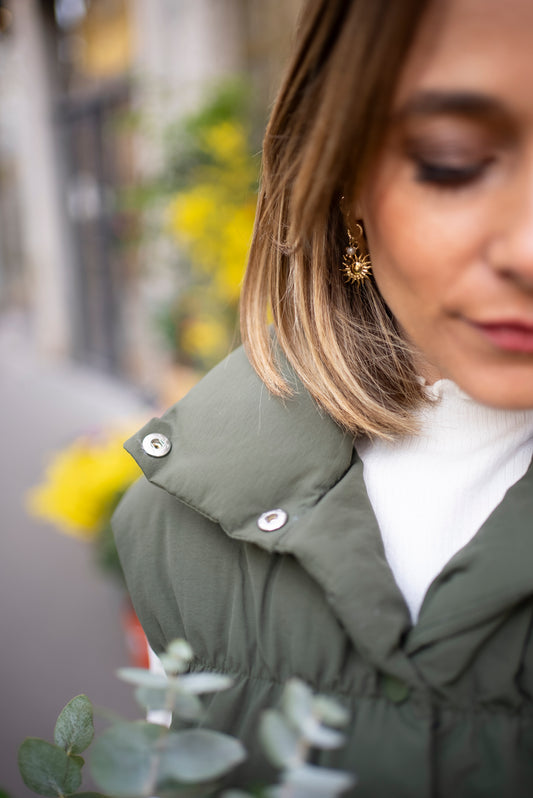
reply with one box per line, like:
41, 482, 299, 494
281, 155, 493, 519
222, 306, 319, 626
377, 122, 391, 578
142, 433, 172, 457
257, 508, 288, 532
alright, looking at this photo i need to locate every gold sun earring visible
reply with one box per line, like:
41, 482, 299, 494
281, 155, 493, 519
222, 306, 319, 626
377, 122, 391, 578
342, 221, 372, 284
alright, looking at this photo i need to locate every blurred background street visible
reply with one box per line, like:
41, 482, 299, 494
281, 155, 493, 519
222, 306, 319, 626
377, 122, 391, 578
0, 0, 300, 793
0, 311, 147, 795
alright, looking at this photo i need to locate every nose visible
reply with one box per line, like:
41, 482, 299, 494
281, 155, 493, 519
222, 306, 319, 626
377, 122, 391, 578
487, 160, 533, 291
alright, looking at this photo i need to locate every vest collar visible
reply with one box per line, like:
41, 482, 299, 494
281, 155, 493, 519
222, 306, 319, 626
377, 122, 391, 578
124, 347, 533, 688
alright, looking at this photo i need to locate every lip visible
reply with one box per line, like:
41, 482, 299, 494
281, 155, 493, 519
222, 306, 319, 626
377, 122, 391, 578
469, 319, 533, 353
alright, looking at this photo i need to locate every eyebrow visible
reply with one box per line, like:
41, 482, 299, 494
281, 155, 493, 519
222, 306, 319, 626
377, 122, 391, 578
394, 91, 506, 121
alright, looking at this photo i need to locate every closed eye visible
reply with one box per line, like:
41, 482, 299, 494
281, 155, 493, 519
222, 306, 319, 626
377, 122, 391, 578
414, 157, 493, 187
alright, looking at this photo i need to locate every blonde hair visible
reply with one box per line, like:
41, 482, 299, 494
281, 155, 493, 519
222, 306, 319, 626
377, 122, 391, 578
241, 0, 431, 439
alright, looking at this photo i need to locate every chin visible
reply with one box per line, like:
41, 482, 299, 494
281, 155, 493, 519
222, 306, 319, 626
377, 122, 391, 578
454, 367, 533, 411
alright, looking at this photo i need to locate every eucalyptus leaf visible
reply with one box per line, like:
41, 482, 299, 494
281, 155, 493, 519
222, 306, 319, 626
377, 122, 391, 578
258, 709, 301, 769
134, 685, 169, 712
90, 721, 163, 797
54, 695, 94, 754
300, 718, 345, 750
168, 639, 193, 659
282, 763, 356, 797
158, 653, 183, 675
281, 679, 313, 732
135, 685, 202, 719
18, 738, 82, 797
312, 696, 350, 728
159, 728, 246, 782
178, 672, 233, 694
167, 639, 194, 668
117, 667, 170, 689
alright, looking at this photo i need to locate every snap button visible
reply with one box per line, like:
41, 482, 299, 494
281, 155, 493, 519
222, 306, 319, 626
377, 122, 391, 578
257, 508, 288, 532
381, 674, 410, 704
142, 433, 172, 457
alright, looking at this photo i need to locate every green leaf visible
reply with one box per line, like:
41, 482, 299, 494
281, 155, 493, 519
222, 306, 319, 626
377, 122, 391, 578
90, 721, 162, 797
312, 696, 350, 728
159, 729, 246, 783
281, 679, 313, 732
54, 695, 94, 755
135, 686, 202, 720
18, 738, 83, 797
178, 672, 233, 694
116, 667, 169, 689
299, 718, 344, 750
167, 639, 193, 666
158, 653, 183, 675
258, 710, 301, 770
134, 685, 168, 711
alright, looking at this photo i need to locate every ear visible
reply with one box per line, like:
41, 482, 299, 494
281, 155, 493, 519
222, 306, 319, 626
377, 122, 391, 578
353, 193, 367, 221
340, 194, 359, 227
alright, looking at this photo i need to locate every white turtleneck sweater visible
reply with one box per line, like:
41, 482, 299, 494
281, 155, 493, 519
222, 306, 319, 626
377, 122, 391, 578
355, 380, 533, 623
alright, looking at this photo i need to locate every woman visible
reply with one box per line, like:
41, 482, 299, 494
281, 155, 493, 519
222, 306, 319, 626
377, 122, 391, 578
113, 0, 533, 795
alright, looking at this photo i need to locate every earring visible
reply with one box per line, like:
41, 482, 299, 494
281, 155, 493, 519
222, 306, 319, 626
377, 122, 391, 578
342, 222, 372, 283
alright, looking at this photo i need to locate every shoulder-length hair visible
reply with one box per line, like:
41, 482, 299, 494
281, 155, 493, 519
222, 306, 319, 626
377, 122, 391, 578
241, 0, 432, 439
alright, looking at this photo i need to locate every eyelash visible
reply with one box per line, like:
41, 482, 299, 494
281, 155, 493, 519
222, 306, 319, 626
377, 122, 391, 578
414, 158, 492, 188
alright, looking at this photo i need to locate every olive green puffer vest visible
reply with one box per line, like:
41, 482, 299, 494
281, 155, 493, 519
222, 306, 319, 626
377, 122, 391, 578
113, 346, 533, 798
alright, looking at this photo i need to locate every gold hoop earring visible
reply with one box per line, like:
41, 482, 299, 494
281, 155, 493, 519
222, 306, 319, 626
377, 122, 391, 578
342, 222, 372, 283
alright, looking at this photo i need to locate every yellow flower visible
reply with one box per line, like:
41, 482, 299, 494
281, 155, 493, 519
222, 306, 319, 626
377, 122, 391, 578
215, 203, 255, 301
27, 428, 141, 540
167, 187, 254, 303
202, 122, 248, 162
167, 189, 217, 248
181, 316, 230, 363
162, 113, 258, 370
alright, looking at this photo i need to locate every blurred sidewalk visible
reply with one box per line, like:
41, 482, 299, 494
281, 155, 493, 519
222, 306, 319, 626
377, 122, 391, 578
0, 313, 152, 796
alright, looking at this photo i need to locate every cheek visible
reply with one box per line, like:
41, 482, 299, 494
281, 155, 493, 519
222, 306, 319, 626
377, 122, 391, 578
364, 180, 489, 317
365, 193, 447, 314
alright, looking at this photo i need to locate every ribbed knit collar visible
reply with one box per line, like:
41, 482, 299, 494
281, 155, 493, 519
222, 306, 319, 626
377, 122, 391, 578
356, 379, 533, 621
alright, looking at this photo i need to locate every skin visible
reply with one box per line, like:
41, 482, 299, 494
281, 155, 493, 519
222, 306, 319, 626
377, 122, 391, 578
358, 0, 533, 408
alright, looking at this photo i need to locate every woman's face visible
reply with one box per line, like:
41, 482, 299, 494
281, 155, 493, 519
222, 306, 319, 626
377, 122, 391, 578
359, 0, 533, 407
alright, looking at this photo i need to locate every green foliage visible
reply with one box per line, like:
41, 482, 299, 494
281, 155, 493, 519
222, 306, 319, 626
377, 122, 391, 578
19, 694, 95, 797
162, 80, 256, 189
259, 679, 356, 798
18, 738, 82, 797
90, 721, 163, 796
121, 78, 260, 372
156, 728, 245, 786
135, 685, 202, 719
54, 695, 94, 755
18, 640, 355, 798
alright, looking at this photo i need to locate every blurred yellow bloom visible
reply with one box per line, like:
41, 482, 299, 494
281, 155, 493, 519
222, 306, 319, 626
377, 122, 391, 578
181, 317, 229, 363
167, 189, 218, 248
167, 188, 254, 304
27, 429, 141, 540
202, 121, 248, 161
161, 110, 258, 370
215, 203, 255, 301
